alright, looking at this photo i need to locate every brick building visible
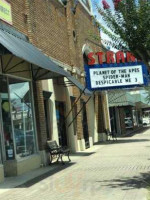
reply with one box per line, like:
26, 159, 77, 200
0, 0, 110, 182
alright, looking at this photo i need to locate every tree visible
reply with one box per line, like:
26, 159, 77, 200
94, 0, 150, 68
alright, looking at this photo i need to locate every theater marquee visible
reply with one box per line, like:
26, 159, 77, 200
85, 62, 148, 91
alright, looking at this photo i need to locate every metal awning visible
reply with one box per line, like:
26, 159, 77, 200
108, 91, 135, 107
0, 28, 92, 96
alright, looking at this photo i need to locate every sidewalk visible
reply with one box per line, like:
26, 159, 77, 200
0, 128, 150, 200
0, 142, 104, 195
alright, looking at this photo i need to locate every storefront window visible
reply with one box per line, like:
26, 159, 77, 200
9, 78, 36, 159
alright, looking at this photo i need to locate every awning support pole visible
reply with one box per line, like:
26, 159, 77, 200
65, 87, 86, 120
68, 91, 95, 128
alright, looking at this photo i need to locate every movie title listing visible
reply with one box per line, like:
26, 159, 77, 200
89, 65, 144, 89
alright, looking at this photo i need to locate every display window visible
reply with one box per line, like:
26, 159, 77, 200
0, 75, 37, 161
9, 78, 37, 159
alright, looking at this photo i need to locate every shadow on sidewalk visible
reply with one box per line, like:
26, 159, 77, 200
95, 171, 150, 191
96, 139, 150, 145
70, 152, 95, 157
16, 162, 75, 188
121, 127, 150, 138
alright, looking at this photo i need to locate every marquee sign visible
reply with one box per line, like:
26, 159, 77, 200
88, 51, 137, 65
85, 62, 149, 91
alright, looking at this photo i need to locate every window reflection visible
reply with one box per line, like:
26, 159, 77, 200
9, 79, 36, 159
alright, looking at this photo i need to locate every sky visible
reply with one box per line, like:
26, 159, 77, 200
92, 0, 114, 13
91, 0, 117, 51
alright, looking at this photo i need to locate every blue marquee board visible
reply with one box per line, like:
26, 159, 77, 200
84, 62, 149, 91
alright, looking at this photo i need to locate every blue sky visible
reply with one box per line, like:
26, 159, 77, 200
92, 0, 114, 15
91, 0, 117, 51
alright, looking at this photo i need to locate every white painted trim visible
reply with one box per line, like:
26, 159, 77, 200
89, 136, 93, 147
88, 0, 93, 15
82, 44, 93, 54
77, 139, 86, 151
79, 0, 92, 16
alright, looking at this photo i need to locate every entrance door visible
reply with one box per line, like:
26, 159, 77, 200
109, 107, 117, 133
55, 101, 67, 147
81, 100, 90, 149
44, 99, 50, 140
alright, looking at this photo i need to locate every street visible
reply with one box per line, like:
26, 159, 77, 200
1, 128, 150, 200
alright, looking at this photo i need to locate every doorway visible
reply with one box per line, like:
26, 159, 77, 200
55, 101, 67, 147
109, 107, 117, 134
81, 99, 90, 149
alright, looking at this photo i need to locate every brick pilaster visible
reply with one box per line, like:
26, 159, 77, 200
33, 81, 47, 150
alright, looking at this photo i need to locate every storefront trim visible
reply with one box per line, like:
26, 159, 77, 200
0, 74, 38, 164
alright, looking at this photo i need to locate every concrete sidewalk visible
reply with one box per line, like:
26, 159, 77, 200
0, 142, 103, 195
1, 128, 150, 200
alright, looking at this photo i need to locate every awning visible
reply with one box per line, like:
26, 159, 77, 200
108, 91, 135, 107
0, 28, 92, 96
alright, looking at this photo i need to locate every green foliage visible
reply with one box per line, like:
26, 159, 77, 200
95, 0, 150, 67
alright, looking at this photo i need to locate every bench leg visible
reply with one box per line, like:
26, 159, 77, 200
57, 154, 60, 163
60, 154, 65, 165
49, 153, 53, 165
67, 151, 71, 162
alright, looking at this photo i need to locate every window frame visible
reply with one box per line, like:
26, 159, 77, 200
6, 74, 38, 160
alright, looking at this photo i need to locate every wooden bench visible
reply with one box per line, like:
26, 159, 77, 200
47, 140, 71, 164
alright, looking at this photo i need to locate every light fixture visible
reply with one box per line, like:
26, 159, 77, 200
81, 72, 85, 77
72, 67, 77, 74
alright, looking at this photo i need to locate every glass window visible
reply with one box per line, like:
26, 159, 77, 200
9, 78, 36, 159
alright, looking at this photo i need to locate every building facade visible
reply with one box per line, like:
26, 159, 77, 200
0, 0, 110, 182
108, 91, 147, 136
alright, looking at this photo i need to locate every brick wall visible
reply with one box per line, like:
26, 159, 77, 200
6, 0, 101, 69
33, 81, 47, 150
2, 0, 103, 146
